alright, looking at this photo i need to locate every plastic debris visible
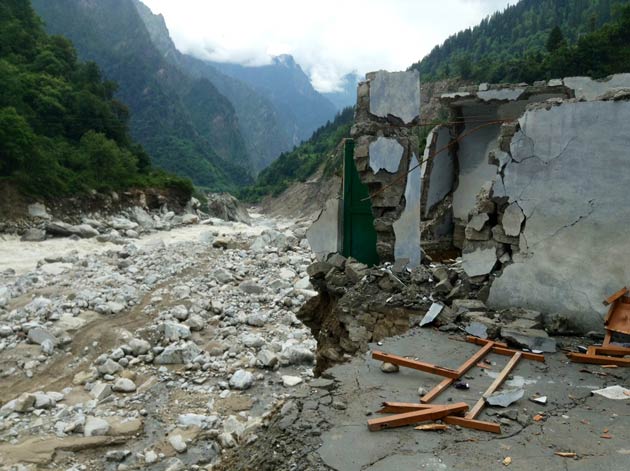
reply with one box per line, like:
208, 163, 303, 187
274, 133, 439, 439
454, 381, 470, 390
530, 395, 547, 405
486, 388, 524, 407
591, 385, 630, 400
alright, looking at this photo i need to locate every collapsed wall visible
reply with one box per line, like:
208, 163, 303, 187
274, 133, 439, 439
423, 75, 630, 331
351, 70, 422, 267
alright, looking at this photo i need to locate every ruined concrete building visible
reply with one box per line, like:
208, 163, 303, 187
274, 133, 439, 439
307, 71, 630, 332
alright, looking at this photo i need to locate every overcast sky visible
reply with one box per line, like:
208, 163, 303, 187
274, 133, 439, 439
142, 0, 512, 92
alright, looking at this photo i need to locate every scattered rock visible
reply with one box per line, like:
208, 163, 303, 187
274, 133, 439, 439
380, 362, 399, 373
112, 378, 137, 393
168, 434, 187, 453
501, 327, 556, 353
282, 375, 303, 387
84, 417, 110, 437
229, 369, 254, 390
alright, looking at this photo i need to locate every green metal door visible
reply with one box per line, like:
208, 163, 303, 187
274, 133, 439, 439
342, 139, 379, 266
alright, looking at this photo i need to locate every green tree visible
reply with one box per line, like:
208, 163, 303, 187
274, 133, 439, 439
546, 26, 567, 52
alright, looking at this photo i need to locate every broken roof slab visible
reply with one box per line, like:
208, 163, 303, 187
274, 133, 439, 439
369, 70, 420, 124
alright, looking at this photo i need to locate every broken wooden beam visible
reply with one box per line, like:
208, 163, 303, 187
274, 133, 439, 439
603, 286, 628, 306
466, 336, 545, 362
567, 352, 630, 366
367, 402, 468, 432
588, 345, 630, 357
467, 352, 522, 419
420, 341, 495, 403
443, 415, 502, 434
372, 351, 460, 378
377, 402, 435, 413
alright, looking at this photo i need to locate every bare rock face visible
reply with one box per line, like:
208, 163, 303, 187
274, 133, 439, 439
206, 192, 251, 224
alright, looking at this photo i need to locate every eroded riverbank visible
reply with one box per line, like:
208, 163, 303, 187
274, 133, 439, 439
0, 214, 318, 470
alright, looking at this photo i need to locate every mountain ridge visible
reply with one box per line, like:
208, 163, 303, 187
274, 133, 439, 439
32, 0, 252, 190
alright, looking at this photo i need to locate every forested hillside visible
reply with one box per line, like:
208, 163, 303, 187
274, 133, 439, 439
31, 0, 252, 191
0, 0, 191, 197
133, 0, 293, 174
211, 55, 338, 147
410, 0, 630, 83
241, 107, 354, 202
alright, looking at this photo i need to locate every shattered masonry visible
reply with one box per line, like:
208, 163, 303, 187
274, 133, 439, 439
423, 74, 630, 331
351, 70, 422, 268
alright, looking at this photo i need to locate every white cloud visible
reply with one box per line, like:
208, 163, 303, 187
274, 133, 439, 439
142, 0, 512, 92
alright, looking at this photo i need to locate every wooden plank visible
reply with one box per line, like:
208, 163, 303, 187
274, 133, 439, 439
604, 287, 628, 306
467, 352, 522, 419
591, 345, 630, 356
377, 402, 435, 413
420, 342, 494, 404
603, 330, 612, 346
466, 337, 508, 349
466, 336, 545, 362
443, 416, 502, 434
367, 403, 469, 432
567, 352, 630, 366
456, 341, 495, 375
372, 351, 460, 379
421, 378, 453, 404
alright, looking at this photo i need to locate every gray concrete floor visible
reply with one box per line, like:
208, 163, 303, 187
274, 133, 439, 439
317, 328, 630, 471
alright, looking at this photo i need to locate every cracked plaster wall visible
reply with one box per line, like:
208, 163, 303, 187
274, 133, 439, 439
423, 126, 455, 217
488, 100, 630, 331
306, 198, 342, 260
351, 70, 421, 267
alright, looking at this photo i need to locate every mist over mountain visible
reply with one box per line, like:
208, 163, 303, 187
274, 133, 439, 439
322, 72, 362, 111
210, 55, 338, 146
32, 0, 252, 190
133, 0, 294, 174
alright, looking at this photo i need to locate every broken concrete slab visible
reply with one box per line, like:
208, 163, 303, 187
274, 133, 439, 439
486, 388, 524, 407
462, 244, 497, 277
564, 73, 630, 101
419, 303, 444, 327
392, 153, 422, 269
368, 137, 404, 174
423, 126, 455, 216
306, 198, 341, 261
465, 321, 488, 339
477, 88, 526, 102
468, 213, 489, 232
452, 299, 487, 312
501, 327, 556, 353
369, 70, 420, 124
502, 203, 525, 237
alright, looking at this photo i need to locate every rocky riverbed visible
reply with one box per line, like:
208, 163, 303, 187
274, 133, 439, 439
0, 212, 320, 470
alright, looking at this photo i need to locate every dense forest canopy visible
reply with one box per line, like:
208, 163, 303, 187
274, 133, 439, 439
410, 0, 630, 83
31, 0, 251, 192
0, 0, 192, 198
240, 107, 354, 202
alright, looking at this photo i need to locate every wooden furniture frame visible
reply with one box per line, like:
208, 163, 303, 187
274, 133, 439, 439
567, 287, 630, 366
369, 337, 545, 434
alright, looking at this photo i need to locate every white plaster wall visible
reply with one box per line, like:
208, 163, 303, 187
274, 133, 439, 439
424, 126, 455, 216
306, 198, 341, 260
393, 154, 422, 268
488, 100, 630, 331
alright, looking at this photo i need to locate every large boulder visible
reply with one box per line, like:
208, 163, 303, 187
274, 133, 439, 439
206, 193, 251, 224
21, 228, 46, 242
